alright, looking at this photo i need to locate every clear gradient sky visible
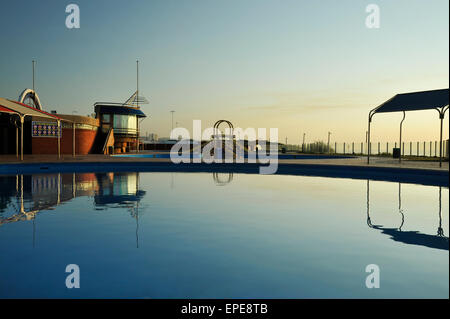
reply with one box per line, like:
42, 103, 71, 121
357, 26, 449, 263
0, 0, 448, 143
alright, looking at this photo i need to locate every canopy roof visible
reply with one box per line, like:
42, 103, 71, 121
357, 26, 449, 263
367, 88, 449, 167
94, 103, 146, 118
0, 105, 16, 114
371, 88, 449, 114
0, 97, 61, 120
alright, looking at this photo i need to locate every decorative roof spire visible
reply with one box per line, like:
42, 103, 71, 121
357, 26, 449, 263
123, 91, 149, 108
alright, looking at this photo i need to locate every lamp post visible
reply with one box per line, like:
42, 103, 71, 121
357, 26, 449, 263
365, 130, 368, 155
327, 131, 331, 154
302, 133, 305, 152
170, 110, 175, 137
136, 60, 140, 152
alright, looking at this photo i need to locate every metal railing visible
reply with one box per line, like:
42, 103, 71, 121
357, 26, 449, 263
282, 140, 449, 158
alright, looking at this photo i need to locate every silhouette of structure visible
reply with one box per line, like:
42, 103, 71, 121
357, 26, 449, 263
366, 180, 448, 251
367, 88, 449, 166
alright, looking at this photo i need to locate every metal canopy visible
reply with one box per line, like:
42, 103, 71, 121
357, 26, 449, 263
0, 97, 61, 120
0, 97, 75, 160
371, 89, 449, 114
94, 103, 147, 118
367, 88, 449, 167
0, 105, 16, 113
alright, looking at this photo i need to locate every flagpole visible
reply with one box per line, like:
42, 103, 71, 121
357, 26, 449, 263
136, 60, 139, 152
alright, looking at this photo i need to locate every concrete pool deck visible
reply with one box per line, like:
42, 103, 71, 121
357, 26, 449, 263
0, 153, 448, 170
0, 153, 448, 187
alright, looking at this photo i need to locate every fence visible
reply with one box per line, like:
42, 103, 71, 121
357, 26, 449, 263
282, 140, 449, 158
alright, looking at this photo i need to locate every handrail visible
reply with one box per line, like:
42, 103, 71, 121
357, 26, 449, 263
102, 127, 113, 154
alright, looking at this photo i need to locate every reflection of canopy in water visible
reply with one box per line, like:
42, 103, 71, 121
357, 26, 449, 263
0, 172, 146, 249
369, 226, 448, 251
0, 174, 69, 226
366, 180, 448, 251
0, 172, 145, 226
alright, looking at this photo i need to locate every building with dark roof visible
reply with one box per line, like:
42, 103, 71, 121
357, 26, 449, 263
0, 89, 147, 158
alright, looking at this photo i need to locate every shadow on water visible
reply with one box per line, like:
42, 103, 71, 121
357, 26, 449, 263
366, 180, 449, 251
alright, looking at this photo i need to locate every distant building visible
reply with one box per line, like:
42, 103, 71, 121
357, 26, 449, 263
0, 89, 147, 157
147, 133, 158, 141
0, 91, 100, 156
94, 91, 147, 154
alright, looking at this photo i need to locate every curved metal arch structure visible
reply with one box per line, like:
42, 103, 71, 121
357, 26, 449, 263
213, 119, 234, 138
18, 88, 42, 110
210, 120, 237, 160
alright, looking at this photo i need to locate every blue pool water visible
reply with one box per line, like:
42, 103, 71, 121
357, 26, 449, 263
0, 172, 448, 298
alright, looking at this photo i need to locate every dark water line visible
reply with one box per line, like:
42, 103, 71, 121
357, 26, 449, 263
1, 162, 448, 187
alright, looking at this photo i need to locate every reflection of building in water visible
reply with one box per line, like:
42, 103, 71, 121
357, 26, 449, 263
94, 173, 145, 217
31, 173, 99, 211
366, 180, 448, 251
0, 172, 145, 226
212, 172, 234, 186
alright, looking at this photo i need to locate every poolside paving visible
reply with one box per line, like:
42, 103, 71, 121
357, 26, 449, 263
0, 153, 448, 171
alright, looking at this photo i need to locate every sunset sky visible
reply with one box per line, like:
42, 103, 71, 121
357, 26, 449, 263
0, 0, 448, 143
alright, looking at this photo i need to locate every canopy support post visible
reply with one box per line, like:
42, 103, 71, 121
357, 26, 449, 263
399, 111, 405, 163
367, 117, 370, 163
16, 124, 18, 159
439, 112, 443, 168
57, 120, 61, 159
72, 122, 76, 157
437, 106, 448, 168
20, 115, 24, 161
367, 111, 375, 164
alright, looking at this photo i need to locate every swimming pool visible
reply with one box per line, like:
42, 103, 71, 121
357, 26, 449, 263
0, 172, 448, 298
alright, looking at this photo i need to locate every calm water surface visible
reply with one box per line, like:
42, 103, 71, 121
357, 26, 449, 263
0, 172, 448, 298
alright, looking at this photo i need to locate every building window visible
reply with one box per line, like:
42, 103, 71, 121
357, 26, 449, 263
102, 114, 110, 123
113, 114, 137, 135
